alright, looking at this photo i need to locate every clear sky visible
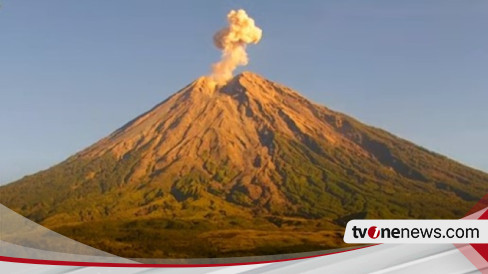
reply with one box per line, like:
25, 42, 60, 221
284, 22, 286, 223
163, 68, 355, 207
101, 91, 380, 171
1, 0, 487, 184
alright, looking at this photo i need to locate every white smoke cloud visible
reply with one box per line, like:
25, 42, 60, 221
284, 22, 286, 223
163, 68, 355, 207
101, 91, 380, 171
209, 9, 262, 84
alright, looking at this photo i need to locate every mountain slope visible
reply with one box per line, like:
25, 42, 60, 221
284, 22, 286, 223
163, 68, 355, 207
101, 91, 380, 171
1, 71, 487, 257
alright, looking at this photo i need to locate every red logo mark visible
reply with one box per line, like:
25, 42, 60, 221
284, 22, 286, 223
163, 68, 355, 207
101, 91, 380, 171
368, 226, 380, 239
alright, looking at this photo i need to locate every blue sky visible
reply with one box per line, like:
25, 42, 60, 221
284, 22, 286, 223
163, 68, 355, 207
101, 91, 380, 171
1, 0, 487, 184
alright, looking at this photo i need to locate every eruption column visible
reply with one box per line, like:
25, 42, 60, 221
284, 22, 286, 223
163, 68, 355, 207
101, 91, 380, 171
210, 9, 262, 84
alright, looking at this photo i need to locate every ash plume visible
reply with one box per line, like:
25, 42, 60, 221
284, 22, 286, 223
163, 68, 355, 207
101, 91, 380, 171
209, 9, 262, 84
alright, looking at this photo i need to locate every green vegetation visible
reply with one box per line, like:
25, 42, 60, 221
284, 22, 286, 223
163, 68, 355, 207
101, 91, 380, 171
52, 217, 344, 258
0, 72, 486, 258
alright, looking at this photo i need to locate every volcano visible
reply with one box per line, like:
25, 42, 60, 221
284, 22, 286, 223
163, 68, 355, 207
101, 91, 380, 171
1, 72, 487, 258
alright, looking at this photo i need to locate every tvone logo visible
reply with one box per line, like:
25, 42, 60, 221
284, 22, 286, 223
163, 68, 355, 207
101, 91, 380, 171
368, 226, 380, 239
351, 225, 382, 239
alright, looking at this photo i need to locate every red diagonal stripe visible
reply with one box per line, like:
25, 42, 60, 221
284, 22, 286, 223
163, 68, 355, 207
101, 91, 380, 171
470, 209, 488, 262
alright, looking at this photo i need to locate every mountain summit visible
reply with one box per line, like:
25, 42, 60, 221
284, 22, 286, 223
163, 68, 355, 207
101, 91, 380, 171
1, 72, 487, 258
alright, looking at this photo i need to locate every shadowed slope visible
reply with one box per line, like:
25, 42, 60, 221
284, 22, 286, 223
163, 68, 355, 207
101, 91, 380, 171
0, 72, 487, 257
